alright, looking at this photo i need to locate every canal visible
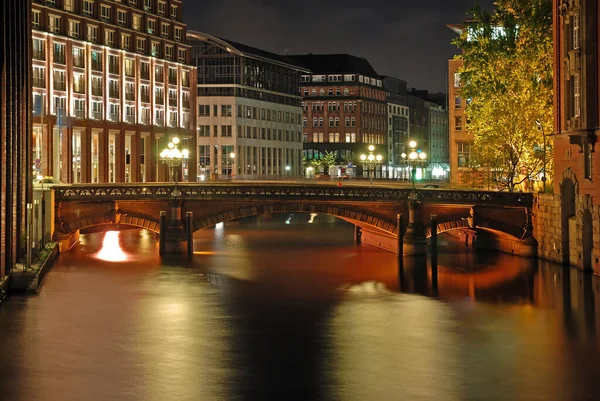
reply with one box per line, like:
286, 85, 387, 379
0, 213, 599, 401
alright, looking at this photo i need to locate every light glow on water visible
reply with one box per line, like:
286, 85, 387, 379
95, 231, 129, 262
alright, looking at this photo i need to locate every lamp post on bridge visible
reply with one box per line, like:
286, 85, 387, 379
160, 137, 189, 183
400, 140, 427, 190
400, 141, 428, 256
360, 145, 383, 183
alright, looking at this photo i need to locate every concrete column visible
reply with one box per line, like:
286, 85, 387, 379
402, 200, 427, 256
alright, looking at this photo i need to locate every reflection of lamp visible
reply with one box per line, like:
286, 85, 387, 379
401, 141, 427, 189
360, 145, 383, 182
160, 137, 189, 182
228, 152, 235, 176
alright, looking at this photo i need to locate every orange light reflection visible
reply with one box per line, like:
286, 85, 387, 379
95, 231, 129, 262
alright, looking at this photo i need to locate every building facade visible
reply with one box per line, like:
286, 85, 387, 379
535, 0, 600, 272
31, 0, 196, 184
383, 76, 409, 179
447, 57, 471, 187
289, 54, 387, 176
1, 0, 31, 281
187, 32, 305, 179
427, 102, 449, 181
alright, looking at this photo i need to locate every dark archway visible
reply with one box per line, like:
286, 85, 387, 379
582, 209, 593, 271
561, 178, 576, 266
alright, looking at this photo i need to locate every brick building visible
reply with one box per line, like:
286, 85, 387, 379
289, 54, 387, 176
535, 0, 599, 272
1, 0, 31, 282
31, 0, 196, 183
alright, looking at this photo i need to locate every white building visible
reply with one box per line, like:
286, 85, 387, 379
187, 31, 307, 179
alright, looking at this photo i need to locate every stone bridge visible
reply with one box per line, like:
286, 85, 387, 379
52, 183, 537, 256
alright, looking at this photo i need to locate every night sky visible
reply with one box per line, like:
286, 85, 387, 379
182, 0, 496, 93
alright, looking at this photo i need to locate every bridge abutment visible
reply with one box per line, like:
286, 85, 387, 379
159, 200, 192, 254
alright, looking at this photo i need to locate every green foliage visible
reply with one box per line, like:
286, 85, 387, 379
453, 0, 553, 192
320, 151, 337, 168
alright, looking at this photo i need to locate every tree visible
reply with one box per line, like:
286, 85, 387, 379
320, 151, 337, 174
453, 0, 553, 191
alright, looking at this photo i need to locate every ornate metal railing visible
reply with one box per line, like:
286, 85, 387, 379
53, 183, 534, 208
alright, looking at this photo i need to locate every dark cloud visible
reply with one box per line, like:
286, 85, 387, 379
183, 0, 496, 92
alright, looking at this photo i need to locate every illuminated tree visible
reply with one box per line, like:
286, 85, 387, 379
453, 0, 553, 192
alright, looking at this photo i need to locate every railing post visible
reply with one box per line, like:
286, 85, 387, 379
159, 211, 167, 255
186, 211, 193, 257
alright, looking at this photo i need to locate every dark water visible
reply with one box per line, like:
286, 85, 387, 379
1, 214, 600, 401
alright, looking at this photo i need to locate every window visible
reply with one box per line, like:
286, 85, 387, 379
572, 13, 579, 50
573, 73, 581, 117
91, 50, 102, 71
32, 67, 45, 88
91, 76, 102, 96
454, 96, 462, 109
137, 38, 146, 53
109, 103, 120, 122
53, 43, 65, 64
33, 38, 45, 60
170, 5, 178, 20
168, 89, 177, 106
457, 142, 471, 167
175, 27, 183, 42
73, 74, 84, 93
82, 0, 93, 17
100, 5, 111, 22
221, 125, 232, 137
68, 20, 80, 38
155, 65, 164, 82
109, 80, 120, 99
158, 1, 166, 16
198, 125, 210, 137
73, 99, 85, 119
125, 105, 135, 124
141, 62, 150, 80
125, 82, 135, 101
178, 49, 186, 63
147, 19, 156, 35
63, 0, 74, 12
221, 105, 232, 117
454, 72, 461, 87
151, 42, 160, 57
105, 30, 115, 47
48, 15, 60, 33
87, 25, 98, 43
121, 34, 131, 50
155, 109, 164, 125
155, 87, 164, 104
198, 105, 210, 116
125, 59, 135, 77
161, 23, 170, 39
165, 45, 174, 60
92, 101, 103, 120
117, 10, 127, 27
169, 111, 178, 127
133, 14, 142, 31
454, 116, 462, 131
32, 10, 41, 28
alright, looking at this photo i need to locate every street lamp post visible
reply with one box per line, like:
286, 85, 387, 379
160, 137, 189, 182
360, 145, 383, 183
400, 140, 427, 190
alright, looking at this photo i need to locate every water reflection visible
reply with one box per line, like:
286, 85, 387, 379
0, 214, 599, 401
95, 231, 129, 262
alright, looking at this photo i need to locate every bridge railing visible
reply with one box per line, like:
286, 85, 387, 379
53, 183, 533, 208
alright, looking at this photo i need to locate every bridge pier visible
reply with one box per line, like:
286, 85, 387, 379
159, 200, 191, 254
403, 200, 427, 256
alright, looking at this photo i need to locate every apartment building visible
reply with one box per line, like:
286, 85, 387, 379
188, 31, 306, 179
31, 0, 196, 183
289, 54, 387, 173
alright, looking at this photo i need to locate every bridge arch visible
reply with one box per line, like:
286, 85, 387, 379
57, 215, 160, 237
191, 203, 399, 236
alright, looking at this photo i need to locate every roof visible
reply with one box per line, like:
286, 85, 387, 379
186, 31, 309, 71
287, 54, 380, 78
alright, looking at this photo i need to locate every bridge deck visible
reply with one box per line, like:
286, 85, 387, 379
53, 182, 533, 208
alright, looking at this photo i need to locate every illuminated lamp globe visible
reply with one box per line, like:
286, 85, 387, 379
419, 152, 427, 160
409, 140, 417, 149
376, 155, 383, 162
182, 149, 189, 158
409, 151, 418, 160
168, 142, 175, 149
368, 145, 375, 152
368, 154, 375, 162
360, 154, 367, 161
230, 152, 235, 159
172, 137, 180, 145
401, 152, 407, 159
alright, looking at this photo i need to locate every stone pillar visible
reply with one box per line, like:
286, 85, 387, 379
402, 200, 427, 256
354, 225, 362, 244
396, 214, 404, 256
161, 192, 188, 254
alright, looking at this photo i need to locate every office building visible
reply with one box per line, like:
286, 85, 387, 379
188, 31, 306, 178
31, 0, 196, 183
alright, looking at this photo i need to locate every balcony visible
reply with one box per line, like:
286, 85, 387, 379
125, 115, 135, 124
125, 68, 135, 77
155, 96, 164, 105
74, 109, 85, 119
92, 86, 103, 97
169, 99, 177, 107
141, 117, 150, 125
109, 114, 120, 122
182, 100, 190, 109
109, 63, 119, 75
141, 95, 150, 103
155, 118, 164, 126
155, 74, 164, 83
169, 119, 178, 128
73, 84, 85, 94
54, 81, 66, 91
169, 76, 177, 85
125, 92, 135, 101
141, 70, 150, 80
73, 57, 85, 68
54, 53, 66, 64
33, 78, 46, 88
91, 61, 103, 72
109, 90, 120, 99
92, 111, 103, 120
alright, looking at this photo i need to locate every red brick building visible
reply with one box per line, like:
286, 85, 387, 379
289, 54, 387, 175
536, 0, 599, 272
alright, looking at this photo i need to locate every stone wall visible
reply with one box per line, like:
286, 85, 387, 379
534, 193, 600, 274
